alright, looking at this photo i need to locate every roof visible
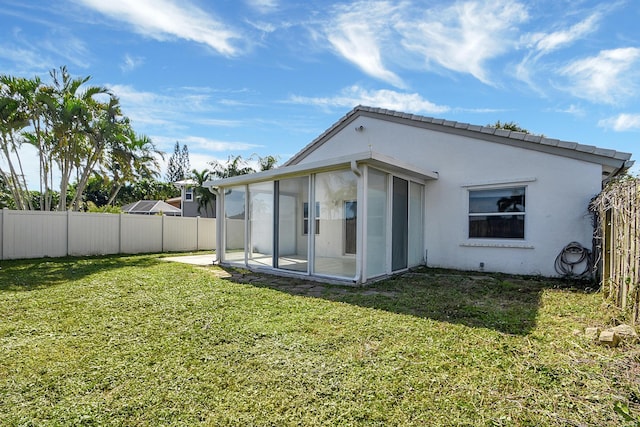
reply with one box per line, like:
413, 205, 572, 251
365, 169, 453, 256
173, 179, 196, 187
284, 106, 634, 177
121, 200, 182, 215
204, 151, 438, 189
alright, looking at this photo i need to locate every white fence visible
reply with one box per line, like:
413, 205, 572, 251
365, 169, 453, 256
0, 209, 216, 260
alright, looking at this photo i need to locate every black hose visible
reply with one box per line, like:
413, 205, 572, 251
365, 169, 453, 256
554, 241, 593, 279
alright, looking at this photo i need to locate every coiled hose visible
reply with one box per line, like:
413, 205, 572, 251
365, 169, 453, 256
554, 241, 593, 279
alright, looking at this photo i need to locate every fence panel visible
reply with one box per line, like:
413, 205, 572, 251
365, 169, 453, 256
68, 212, 120, 256
163, 216, 198, 252
120, 214, 163, 254
2, 210, 68, 259
0, 209, 216, 260
592, 178, 640, 324
197, 218, 216, 250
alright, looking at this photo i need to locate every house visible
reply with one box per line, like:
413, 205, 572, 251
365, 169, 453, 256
173, 179, 216, 218
203, 106, 633, 285
165, 196, 182, 210
121, 200, 183, 216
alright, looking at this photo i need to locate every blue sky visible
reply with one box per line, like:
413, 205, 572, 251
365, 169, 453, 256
1, 0, 639, 187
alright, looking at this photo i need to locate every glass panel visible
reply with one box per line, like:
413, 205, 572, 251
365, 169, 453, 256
469, 187, 525, 239
314, 170, 357, 278
248, 182, 273, 268
224, 186, 246, 263
303, 202, 320, 234
278, 176, 309, 272
469, 215, 525, 238
344, 201, 357, 254
392, 177, 408, 271
408, 181, 424, 267
367, 169, 387, 278
469, 187, 525, 213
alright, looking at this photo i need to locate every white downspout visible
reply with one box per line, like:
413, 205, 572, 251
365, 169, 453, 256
350, 160, 361, 177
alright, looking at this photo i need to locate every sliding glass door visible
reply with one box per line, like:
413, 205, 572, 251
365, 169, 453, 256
248, 182, 273, 268
277, 176, 309, 272
392, 176, 408, 271
224, 186, 246, 263
314, 170, 357, 279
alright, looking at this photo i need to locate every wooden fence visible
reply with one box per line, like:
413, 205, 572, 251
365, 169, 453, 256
591, 178, 640, 324
0, 209, 216, 260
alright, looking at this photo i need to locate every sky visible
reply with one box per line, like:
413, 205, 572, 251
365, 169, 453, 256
1, 0, 639, 189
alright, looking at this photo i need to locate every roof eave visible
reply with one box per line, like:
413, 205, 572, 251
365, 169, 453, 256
204, 151, 438, 189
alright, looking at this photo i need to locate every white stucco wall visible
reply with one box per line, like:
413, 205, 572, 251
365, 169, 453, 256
295, 116, 603, 276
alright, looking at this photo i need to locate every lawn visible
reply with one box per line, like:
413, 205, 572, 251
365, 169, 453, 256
0, 254, 638, 426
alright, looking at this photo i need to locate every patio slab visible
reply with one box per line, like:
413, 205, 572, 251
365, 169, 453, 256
161, 254, 216, 266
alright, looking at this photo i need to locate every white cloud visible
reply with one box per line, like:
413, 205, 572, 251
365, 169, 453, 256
598, 113, 640, 131
0, 44, 50, 72
323, 0, 528, 87
39, 29, 91, 68
106, 84, 248, 143
245, 0, 279, 14
75, 0, 244, 56
554, 104, 585, 116
526, 13, 600, 54
0, 27, 90, 73
180, 136, 260, 152
397, 0, 528, 85
325, 1, 405, 88
560, 47, 640, 104
152, 136, 260, 173
288, 85, 449, 115
515, 12, 603, 94
195, 118, 244, 127
120, 54, 144, 72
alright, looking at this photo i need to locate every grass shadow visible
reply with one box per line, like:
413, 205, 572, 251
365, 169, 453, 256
218, 266, 595, 336
0, 254, 162, 292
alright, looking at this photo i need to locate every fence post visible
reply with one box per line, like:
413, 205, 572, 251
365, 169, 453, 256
66, 210, 71, 256
119, 212, 123, 254
196, 216, 200, 250
0, 208, 5, 260
161, 214, 165, 252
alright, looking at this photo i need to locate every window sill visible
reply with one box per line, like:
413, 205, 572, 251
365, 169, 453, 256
460, 241, 534, 249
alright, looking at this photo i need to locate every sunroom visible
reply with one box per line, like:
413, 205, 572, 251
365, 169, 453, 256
205, 151, 438, 285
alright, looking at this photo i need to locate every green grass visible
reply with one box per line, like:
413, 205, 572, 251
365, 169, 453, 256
0, 255, 638, 426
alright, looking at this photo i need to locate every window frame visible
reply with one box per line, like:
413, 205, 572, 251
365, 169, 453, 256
468, 186, 526, 240
185, 188, 194, 202
344, 200, 357, 255
303, 201, 320, 235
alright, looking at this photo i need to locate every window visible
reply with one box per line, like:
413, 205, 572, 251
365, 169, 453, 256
303, 202, 320, 235
185, 188, 193, 202
344, 201, 357, 255
469, 187, 525, 239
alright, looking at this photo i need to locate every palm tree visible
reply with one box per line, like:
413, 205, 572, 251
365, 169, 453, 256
209, 154, 255, 178
256, 154, 279, 171
104, 132, 163, 206
43, 66, 114, 210
0, 75, 33, 210
191, 168, 215, 216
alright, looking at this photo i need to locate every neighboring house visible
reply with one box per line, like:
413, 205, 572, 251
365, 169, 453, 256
173, 179, 216, 218
165, 196, 182, 210
204, 106, 633, 285
121, 200, 183, 216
